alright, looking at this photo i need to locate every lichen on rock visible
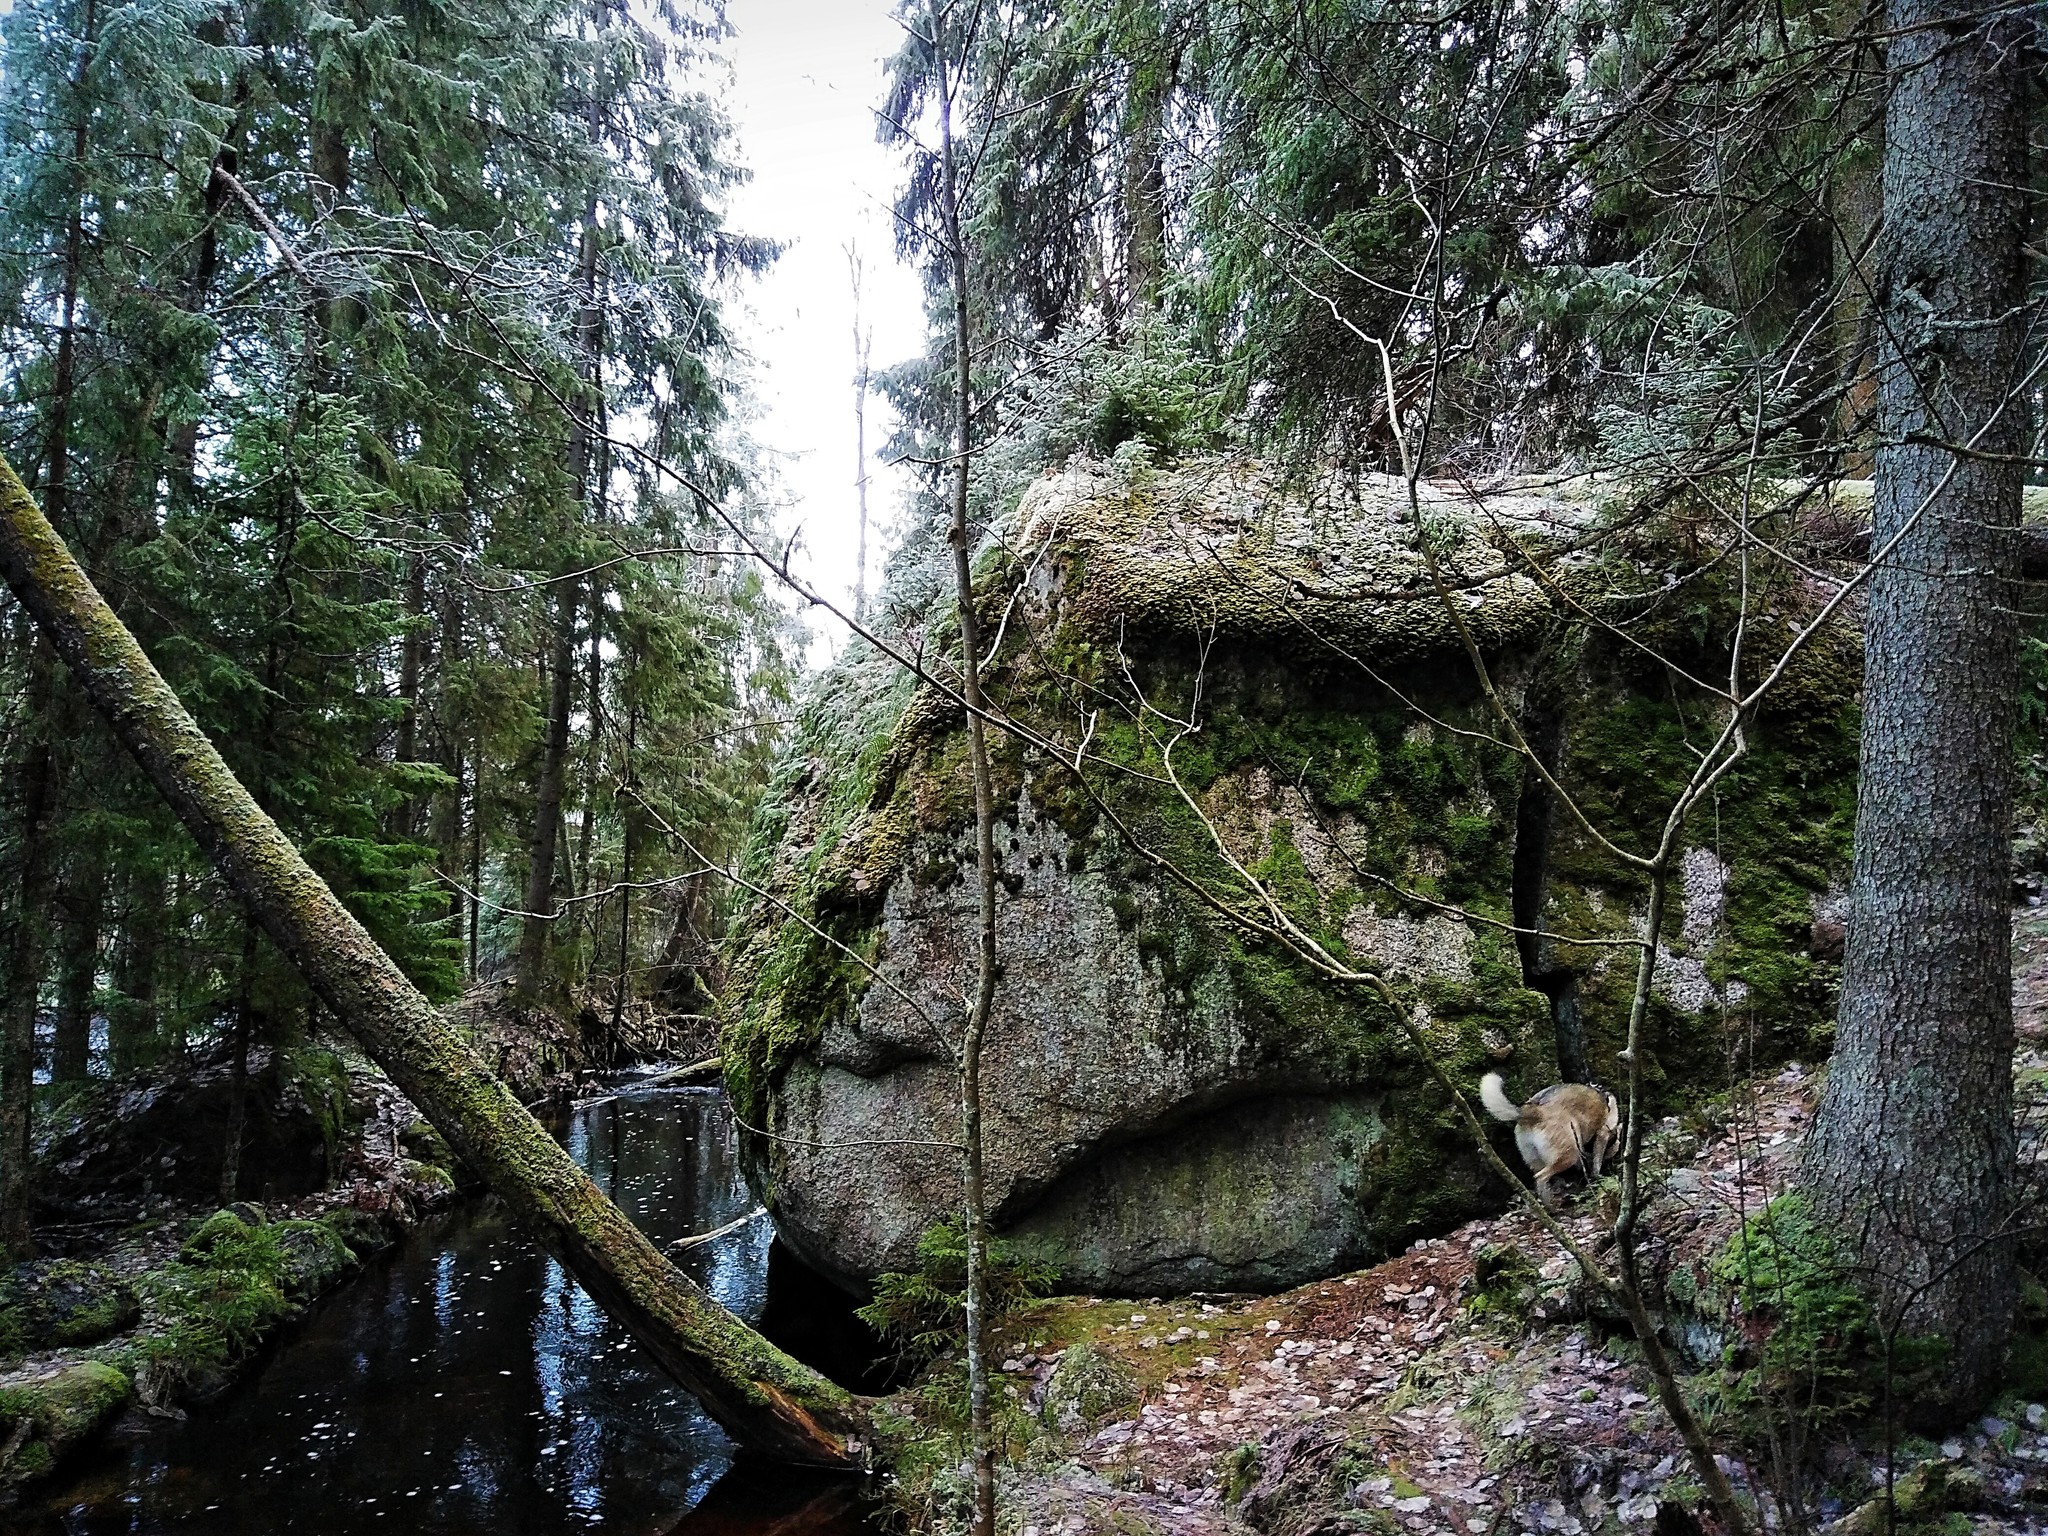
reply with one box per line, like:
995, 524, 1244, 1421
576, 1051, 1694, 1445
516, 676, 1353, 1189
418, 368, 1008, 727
721, 457, 1860, 1296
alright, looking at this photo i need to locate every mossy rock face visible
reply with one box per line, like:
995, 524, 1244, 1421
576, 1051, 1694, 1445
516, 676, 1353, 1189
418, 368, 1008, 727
318, 1206, 395, 1259
0, 1262, 140, 1357
724, 459, 1858, 1295
1040, 1342, 1138, 1433
271, 1219, 360, 1299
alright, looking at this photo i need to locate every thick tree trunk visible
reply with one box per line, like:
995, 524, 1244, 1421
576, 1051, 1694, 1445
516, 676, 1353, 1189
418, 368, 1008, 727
433, 579, 468, 957
1120, 62, 1170, 316
516, 210, 602, 997
518, 581, 580, 995
51, 854, 102, 1083
394, 554, 427, 839
575, 591, 603, 900
0, 456, 868, 1467
1800, 0, 2028, 1419
0, 650, 56, 1260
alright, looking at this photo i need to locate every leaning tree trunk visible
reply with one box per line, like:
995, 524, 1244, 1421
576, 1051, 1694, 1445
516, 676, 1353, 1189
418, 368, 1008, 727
1800, 0, 2027, 1419
0, 455, 868, 1467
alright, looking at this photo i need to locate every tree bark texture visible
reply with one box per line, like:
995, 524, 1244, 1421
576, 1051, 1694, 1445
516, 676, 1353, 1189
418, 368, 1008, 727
0, 651, 56, 1260
51, 853, 102, 1083
518, 579, 580, 995
516, 209, 602, 997
0, 455, 867, 1467
1800, 0, 2028, 1418
108, 868, 161, 1072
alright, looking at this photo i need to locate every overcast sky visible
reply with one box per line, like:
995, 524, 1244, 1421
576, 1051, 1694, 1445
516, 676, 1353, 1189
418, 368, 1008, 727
718, 0, 930, 654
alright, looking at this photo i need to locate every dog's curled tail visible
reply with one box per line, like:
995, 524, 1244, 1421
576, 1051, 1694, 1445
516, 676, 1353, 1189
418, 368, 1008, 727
1478, 1072, 1521, 1123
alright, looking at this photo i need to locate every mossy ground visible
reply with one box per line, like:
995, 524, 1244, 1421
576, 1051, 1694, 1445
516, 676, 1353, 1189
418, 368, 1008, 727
0, 1203, 389, 1491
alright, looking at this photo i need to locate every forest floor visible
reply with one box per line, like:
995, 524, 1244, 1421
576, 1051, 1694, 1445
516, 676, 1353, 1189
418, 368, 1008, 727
965, 1053, 2048, 1536
935, 908, 2048, 1536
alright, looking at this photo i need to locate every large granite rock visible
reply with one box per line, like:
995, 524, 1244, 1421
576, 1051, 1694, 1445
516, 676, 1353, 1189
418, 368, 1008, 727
723, 460, 1862, 1295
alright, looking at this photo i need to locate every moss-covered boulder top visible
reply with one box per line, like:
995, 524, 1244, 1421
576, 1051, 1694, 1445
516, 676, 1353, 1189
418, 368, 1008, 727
722, 458, 1861, 1297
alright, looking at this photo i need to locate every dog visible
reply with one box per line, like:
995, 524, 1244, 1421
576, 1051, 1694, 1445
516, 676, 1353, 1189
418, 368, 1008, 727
1479, 1072, 1620, 1204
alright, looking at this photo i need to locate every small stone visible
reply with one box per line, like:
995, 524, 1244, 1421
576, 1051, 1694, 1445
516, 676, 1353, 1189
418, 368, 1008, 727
2027, 1403, 2045, 1428
1941, 1439, 1965, 1459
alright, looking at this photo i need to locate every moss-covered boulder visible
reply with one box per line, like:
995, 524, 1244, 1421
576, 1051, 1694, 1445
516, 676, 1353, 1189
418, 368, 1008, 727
0, 1359, 131, 1489
0, 1261, 140, 1361
724, 460, 1860, 1295
33, 1044, 356, 1221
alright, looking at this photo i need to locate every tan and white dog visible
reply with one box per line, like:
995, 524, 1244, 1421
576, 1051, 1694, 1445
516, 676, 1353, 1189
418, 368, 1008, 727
1479, 1073, 1620, 1204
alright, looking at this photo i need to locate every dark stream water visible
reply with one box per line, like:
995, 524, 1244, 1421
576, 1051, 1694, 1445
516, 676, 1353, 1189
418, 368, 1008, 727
5, 1080, 872, 1535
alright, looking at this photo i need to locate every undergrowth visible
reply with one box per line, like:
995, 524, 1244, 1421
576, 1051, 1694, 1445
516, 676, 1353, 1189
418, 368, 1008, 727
857, 1220, 1060, 1369
1698, 1193, 1943, 1454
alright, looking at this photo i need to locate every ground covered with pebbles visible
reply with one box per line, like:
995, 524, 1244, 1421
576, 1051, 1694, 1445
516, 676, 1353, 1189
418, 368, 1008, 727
898, 1058, 2048, 1536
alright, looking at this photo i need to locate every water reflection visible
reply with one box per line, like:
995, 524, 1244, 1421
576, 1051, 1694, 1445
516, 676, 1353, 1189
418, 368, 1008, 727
8, 1083, 781, 1535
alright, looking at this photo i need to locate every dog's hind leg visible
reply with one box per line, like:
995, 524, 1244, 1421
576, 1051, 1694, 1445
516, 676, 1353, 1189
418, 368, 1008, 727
1533, 1148, 1579, 1206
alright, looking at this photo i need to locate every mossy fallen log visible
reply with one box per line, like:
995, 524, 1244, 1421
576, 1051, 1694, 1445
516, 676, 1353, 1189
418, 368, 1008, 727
0, 454, 867, 1470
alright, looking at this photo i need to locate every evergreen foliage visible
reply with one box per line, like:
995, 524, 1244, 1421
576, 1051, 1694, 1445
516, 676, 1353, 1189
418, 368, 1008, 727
0, 0, 797, 1099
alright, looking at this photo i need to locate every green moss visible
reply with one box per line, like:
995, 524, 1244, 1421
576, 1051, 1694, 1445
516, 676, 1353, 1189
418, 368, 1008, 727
1219, 1443, 1261, 1506
180, 1207, 260, 1262
724, 461, 1863, 1281
319, 1206, 393, 1258
1464, 1243, 1542, 1326
135, 1211, 302, 1396
1699, 1193, 1944, 1446
0, 1360, 131, 1489
0, 1262, 140, 1358
1039, 1341, 1140, 1433
2005, 1271, 2048, 1399
271, 1218, 360, 1298
1550, 642, 1858, 1101
720, 649, 931, 1124
283, 1047, 356, 1170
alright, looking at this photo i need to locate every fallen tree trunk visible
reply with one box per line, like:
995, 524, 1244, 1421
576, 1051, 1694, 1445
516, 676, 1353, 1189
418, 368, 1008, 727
0, 455, 867, 1469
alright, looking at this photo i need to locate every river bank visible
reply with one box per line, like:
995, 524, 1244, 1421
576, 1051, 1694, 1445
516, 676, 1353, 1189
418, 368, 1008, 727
0, 1072, 811, 1532
0, 1043, 468, 1497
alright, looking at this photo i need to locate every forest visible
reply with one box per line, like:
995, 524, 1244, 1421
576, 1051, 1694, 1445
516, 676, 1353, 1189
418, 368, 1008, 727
0, 0, 2045, 1532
